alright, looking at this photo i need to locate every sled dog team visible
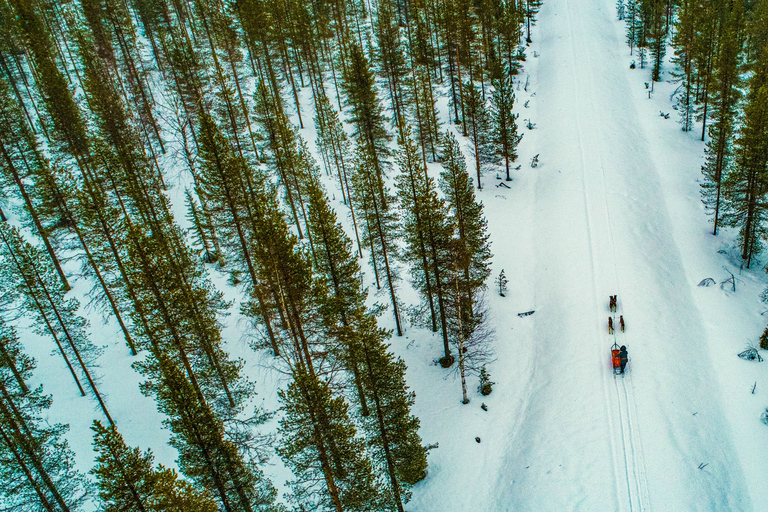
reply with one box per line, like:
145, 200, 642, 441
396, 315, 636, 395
608, 295, 628, 374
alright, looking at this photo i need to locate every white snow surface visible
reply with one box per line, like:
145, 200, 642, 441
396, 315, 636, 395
12, 0, 768, 510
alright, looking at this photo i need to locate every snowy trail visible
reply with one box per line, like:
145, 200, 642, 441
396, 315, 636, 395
485, 0, 752, 510
564, 3, 650, 510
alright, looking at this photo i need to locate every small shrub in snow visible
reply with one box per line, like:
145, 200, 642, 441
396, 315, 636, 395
478, 366, 495, 396
495, 269, 508, 297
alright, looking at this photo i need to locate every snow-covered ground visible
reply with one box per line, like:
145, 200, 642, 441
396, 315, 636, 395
14, 0, 768, 510
405, 0, 768, 510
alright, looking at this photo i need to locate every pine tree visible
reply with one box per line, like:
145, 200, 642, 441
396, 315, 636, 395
236, 176, 389, 512
671, 0, 697, 132
7, 0, 89, 159
343, 43, 392, 202
440, 133, 493, 298
185, 189, 216, 263
305, 181, 429, 511
0, 76, 70, 291
692, 0, 723, 141
120, 217, 249, 415
0, 222, 114, 425
721, 51, 768, 267
0, 70, 137, 353
453, 0, 480, 85
195, 108, 281, 355
0, 318, 90, 511
490, 61, 522, 181
134, 345, 277, 512
314, 92, 364, 257
498, 0, 525, 75
113, 204, 277, 510
375, 0, 407, 134
394, 127, 453, 358
411, 64, 442, 163
439, 0, 463, 125
405, 7, 442, 163
462, 81, 494, 189
253, 81, 308, 240
640, 0, 668, 81
439, 132, 494, 402
625, 0, 640, 54
354, 315, 430, 498
524, 0, 543, 44
350, 149, 403, 336
191, 0, 260, 158
700, 0, 744, 235
746, 0, 768, 63
91, 420, 218, 512
305, 181, 370, 411
276, 369, 385, 512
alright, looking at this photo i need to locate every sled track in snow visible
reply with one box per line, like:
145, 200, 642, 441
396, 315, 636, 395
614, 367, 651, 512
563, 0, 650, 509
610, 301, 651, 512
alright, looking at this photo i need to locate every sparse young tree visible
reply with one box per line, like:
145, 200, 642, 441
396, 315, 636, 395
495, 269, 508, 297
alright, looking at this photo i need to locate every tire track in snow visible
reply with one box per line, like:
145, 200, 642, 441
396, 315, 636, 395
562, 0, 649, 509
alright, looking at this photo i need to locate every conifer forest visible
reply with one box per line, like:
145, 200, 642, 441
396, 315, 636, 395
2, 0, 768, 509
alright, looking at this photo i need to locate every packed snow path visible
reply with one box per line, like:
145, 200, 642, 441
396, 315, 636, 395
409, 0, 754, 510
493, 0, 750, 510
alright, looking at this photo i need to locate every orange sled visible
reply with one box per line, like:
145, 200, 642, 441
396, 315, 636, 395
611, 343, 621, 374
